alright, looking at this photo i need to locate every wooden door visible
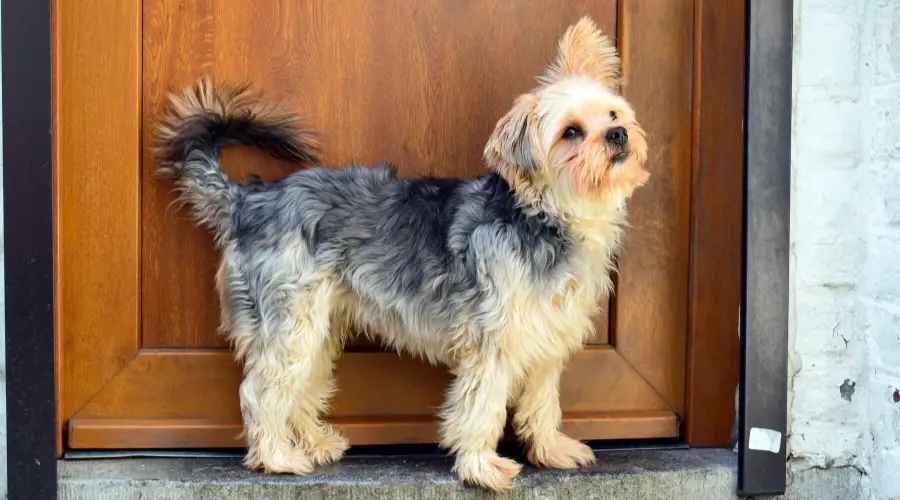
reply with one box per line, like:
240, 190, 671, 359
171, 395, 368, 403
56, 0, 710, 450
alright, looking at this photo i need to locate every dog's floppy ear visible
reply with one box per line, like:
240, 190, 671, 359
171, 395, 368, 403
542, 16, 620, 90
484, 94, 542, 180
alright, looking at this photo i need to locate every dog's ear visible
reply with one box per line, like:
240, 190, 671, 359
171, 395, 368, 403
484, 94, 542, 182
542, 16, 620, 90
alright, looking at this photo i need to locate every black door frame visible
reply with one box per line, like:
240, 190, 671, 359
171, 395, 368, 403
3, 0, 57, 499
738, 0, 792, 495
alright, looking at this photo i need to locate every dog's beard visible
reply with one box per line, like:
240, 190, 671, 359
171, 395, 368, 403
609, 147, 629, 165
568, 143, 624, 196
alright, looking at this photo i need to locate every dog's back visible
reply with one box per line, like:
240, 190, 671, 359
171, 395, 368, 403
226, 158, 572, 359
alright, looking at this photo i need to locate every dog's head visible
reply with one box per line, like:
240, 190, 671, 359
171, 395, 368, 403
484, 17, 649, 210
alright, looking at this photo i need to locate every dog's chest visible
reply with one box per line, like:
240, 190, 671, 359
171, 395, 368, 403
499, 247, 615, 362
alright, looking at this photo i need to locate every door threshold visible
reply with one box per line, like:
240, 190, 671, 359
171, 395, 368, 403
63, 439, 688, 460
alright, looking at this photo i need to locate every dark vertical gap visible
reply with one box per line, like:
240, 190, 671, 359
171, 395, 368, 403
737, 0, 753, 484
607, 0, 624, 348
138, 0, 146, 350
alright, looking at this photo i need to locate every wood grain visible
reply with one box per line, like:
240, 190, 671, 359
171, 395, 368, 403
140, 0, 618, 348
54, 0, 142, 454
684, 0, 744, 446
73, 346, 668, 421
70, 411, 677, 449
588, 304, 610, 345
69, 347, 673, 448
612, 0, 694, 413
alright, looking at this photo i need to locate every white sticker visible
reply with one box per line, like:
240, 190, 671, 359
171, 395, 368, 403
748, 427, 782, 454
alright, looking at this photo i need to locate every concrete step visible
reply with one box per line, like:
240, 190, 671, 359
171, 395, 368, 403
59, 448, 739, 499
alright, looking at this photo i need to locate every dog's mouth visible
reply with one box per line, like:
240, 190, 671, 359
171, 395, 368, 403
610, 149, 629, 165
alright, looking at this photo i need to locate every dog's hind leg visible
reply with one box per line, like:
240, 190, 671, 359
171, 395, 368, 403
439, 351, 523, 491
239, 358, 315, 474
288, 295, 349, 466
215, 259, 313, 474
239, 275, 343, 475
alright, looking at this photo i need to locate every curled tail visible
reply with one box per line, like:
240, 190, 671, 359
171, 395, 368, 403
155, 77, 320, 244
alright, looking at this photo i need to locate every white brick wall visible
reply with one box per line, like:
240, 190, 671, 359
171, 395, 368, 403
790, 0, 900, 498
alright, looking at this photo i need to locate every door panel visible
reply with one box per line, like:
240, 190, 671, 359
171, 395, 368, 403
614, 0, 693, 412
55, 0, 142, 446
68, 346, 673, 447
140, 0, 619, 349
58, 0, 694, 450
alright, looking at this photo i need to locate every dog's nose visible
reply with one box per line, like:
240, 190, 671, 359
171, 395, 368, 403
605, 126, 628, 146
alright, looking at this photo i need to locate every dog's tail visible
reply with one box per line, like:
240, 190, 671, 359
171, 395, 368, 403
155, 77, 320, 244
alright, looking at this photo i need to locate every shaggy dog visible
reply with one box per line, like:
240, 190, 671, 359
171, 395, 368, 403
155, 17, 649, 491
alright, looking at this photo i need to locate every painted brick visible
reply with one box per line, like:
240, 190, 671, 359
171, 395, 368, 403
865, 84, 900, 161
869, 2, 900, 85
791, 0, 900, 498
871, 449, 900, 499
862, 232, 900, 303
862, 161, 900, 229
794, 94, 862, 166
866, 374, 900, 446
860, 303, 900, 378
795, 8, 862, 90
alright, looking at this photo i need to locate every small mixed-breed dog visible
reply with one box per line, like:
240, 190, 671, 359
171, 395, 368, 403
156, 17, 649, 492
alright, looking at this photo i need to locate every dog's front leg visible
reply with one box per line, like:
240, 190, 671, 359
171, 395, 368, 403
512, 357, 596, 469
439, 354, 522, 491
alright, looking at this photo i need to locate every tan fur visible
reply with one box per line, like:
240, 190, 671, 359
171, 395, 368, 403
192, 17, 649, 492
540, 17, 621, 90
455, 17, 648, 489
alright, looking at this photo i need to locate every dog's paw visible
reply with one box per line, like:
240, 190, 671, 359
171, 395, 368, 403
247, 446, 316, 475
527, 433, 596, 469
454, 451, 523, 492
307, 428, 350, 466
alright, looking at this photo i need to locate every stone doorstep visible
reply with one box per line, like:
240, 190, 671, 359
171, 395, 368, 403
58, 448, 740, 500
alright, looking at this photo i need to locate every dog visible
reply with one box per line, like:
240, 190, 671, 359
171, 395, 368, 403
155, 17, 649, 492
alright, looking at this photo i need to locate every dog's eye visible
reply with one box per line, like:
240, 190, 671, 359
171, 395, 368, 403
561, 126, 583, 140
609, 111, 618, 121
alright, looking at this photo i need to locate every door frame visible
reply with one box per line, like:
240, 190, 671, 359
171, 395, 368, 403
739, 0, 792, 496
1, 1, 791, 499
